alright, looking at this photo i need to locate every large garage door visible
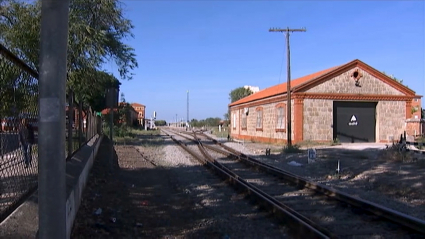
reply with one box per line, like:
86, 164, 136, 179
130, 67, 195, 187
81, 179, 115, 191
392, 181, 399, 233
333, 101, 377, 143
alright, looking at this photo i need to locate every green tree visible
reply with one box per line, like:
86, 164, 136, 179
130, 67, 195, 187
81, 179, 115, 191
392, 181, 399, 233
227, 87, 253, 124
0, 57, 37, 117
155, 120, 166, 126
223, 112, 229, 121
67, 68, 121, 113
422, 108, 424, 119
0, 0, 138, 109
229, 87, 254, 103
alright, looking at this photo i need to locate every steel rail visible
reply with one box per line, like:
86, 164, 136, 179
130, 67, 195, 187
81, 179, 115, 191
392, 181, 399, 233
162, 129, 330, 239
200, 132, 425, 235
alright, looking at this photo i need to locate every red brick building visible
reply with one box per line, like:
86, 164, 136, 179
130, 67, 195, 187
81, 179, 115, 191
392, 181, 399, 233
101, 102, 138, 126
131, 103, 146, 126
229, 59, 423, 144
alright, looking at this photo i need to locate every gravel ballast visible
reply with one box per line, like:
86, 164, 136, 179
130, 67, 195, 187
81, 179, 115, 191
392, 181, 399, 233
71, 133, 291, 238
214, 136, 425, 222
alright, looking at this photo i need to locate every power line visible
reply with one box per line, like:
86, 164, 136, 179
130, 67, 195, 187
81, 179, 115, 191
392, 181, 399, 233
269, 27, 306, 147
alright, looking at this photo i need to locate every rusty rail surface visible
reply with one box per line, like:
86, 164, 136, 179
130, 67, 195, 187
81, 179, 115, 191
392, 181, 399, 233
162, 128, 330, 239
198, 131, 425, 235
163, 127, 425, 237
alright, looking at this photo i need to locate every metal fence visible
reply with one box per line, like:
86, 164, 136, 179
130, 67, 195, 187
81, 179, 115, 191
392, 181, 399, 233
0, 44, 101, 222
0, 44, 39, 222
65, 98, 101, 161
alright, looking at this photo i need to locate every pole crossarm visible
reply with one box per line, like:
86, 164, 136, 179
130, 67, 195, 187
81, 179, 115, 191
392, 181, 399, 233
269, 28, 307, 33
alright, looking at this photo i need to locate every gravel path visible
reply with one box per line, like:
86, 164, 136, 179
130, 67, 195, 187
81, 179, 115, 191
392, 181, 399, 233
71, 133, 292, 238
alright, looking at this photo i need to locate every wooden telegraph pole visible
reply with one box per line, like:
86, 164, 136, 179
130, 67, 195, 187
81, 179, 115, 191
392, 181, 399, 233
269, 27, 306, 147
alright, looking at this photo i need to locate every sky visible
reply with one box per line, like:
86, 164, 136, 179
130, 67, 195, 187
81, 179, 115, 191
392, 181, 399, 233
106, 0, 425, 123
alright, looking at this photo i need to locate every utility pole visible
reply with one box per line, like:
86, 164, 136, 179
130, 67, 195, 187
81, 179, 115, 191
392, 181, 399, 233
269, 27, 306, 147
187, 90, 189, 127
38, 0, 70, 238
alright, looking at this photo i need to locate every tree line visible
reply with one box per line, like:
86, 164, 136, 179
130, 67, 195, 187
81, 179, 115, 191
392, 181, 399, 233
0, 0, 137, 117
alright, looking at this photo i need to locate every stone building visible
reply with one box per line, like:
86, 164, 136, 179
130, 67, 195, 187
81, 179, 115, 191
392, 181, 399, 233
131, 103, 146, 126
228, 59, 423, 144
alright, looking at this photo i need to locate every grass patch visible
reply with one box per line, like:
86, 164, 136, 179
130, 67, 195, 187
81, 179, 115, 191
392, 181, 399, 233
416, 137, 425, 149
210, 127, 229, 138
378, 143, 413, 162
282, 144, 302, 154
114, 129, 162, 146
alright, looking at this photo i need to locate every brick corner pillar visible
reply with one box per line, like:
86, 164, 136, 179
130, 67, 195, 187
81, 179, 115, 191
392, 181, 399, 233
406, 100, 412, 119
293, 97, 304, 143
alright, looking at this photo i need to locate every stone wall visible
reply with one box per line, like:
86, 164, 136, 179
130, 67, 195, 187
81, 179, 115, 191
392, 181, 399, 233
230, 97, 294, 143
230, 65, 415, 143
377, 101, 406, 142
306, 67, 404, 96
303, 99, 333, 141
230, 108, 240, 136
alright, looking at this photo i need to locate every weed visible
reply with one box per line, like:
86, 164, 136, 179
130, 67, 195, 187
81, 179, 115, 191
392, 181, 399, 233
331, 138, 341, 146
378, 142, 412, 162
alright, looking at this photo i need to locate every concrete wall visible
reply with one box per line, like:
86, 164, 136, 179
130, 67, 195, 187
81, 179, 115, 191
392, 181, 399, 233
65, 134, 103, 239
0, 134, 103, 239
230, 98, 294, 143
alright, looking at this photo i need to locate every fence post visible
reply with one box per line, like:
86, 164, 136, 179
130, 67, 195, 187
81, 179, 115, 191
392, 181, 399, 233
78, 101, 82, 146
38, 0, 70, 237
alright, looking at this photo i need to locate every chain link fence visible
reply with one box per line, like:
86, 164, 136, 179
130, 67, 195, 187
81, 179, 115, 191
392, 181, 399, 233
0, 43, 101, 222
0, 44, 39, 222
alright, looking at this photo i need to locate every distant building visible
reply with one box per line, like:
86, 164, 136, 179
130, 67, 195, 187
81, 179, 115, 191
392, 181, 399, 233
101, 102, 138, 126
131, 103, 146, 126
229, 59, 423, 144
244, 85, 260, 93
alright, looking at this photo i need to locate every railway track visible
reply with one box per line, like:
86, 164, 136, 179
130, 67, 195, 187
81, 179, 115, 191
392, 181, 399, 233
162, 127, 425, 239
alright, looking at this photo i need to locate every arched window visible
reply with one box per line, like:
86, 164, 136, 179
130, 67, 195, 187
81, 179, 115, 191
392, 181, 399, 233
275, 103, 286, 132
256, 107, 263, 131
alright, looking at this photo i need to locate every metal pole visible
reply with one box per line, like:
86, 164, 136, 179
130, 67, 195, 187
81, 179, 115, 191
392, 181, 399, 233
187, 90, 189, 126
38, 0, 69, 238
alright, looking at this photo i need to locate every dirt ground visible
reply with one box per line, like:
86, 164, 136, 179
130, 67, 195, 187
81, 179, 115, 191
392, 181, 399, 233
235, 141, 425, 220
71, 133, 425, 238
71, 136, 290, 239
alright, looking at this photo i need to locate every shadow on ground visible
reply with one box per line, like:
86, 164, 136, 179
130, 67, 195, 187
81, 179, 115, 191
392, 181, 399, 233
71, 137, 289, 238
71, 135, 425, 238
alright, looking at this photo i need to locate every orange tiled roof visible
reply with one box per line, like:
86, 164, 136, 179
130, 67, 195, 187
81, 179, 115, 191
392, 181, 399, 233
229, 66, 339, 106
131, 103, 145, 107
